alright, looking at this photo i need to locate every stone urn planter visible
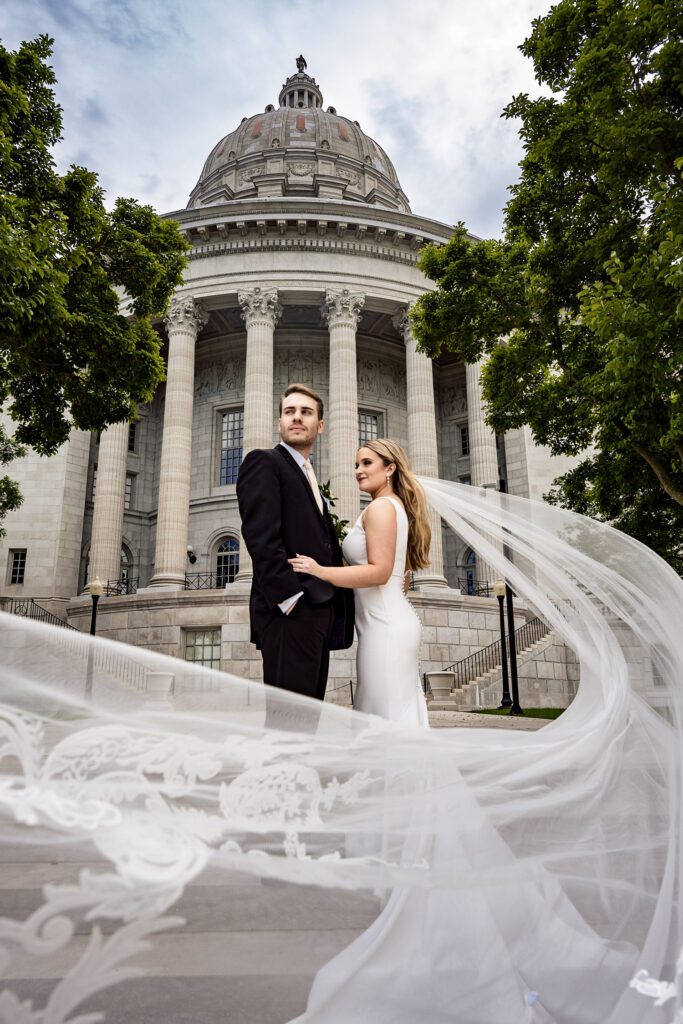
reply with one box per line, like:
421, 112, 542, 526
426, 671, 455, 701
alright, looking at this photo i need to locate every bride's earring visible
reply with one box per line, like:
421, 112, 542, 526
386, 473, 391, 487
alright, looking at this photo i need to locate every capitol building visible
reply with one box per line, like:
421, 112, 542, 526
0, 63, 578, 704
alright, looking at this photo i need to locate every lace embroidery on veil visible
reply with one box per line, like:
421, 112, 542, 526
0, 477, 681, 1024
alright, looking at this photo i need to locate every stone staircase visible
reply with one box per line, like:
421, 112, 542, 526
428, 617, 577, 711
433, 631, 557, 710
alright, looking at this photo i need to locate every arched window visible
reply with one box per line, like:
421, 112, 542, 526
216, 537, 240, 587
465, 549, 477, 596
120, 545, 133, 585
83, 546, 134, 590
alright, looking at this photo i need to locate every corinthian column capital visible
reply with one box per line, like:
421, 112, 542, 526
164, 295, 208, 334
392, 305, 414, 342
322, 288, 365, 329
238, 286, 282, 328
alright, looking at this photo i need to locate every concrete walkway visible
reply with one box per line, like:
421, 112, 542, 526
428, 708, 549, 730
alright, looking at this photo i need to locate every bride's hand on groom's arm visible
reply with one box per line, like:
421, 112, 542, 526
289, 502, 397, 589
289, 554, 325, 579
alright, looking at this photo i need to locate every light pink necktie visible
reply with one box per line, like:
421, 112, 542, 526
303, 458, 323, 513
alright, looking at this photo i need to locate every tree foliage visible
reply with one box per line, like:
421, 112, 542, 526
0, 35, 189, 529
411, 0, 683, 568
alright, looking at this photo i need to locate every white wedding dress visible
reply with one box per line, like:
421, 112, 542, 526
341, 495, 428, 727
1, 479, 682, 1024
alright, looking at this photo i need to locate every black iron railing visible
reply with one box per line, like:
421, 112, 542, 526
0, 597, 77, 630
408, 574, 491, 596
445, 616, 551, 689
184, 572, 234, 590
104, 577, 139, 596
456, 577, 492, 597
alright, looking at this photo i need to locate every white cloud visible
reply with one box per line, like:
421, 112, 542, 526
1, 0, 552, 236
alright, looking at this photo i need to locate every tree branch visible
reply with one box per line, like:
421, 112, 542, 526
632, 442, 683, 506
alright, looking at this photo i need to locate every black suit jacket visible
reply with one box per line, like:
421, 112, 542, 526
236, 445, 354, 650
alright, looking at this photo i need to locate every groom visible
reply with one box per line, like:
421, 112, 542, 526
236, 384, 354, 705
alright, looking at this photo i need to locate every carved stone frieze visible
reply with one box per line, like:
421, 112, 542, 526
275, 346, 328, 388
238, 286, 282, 328
439, 380, 468, 418
287, 162, 316, 176
238, 167, 260, 185
337, 166, 360, 186
194, 359, 246, 399
164, 296, 208, 335
357, 358, 406, 403
322, 288, 365, 329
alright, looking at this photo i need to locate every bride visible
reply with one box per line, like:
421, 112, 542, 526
289, 438, 431, 727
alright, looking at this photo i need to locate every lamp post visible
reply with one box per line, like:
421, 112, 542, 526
505, 583, 524, 716
89, 576, 103, 635
85, 576, 103, 699
493, 578, 512, 709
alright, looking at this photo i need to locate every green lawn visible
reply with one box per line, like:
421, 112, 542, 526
472, 707, 565, 720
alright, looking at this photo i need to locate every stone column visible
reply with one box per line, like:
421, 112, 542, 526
234, 286, 282, 582
466, 358, 501, 588
88, 421, 129, 587
149, 295, 207, 589
239, 286, 281, 454
394, 309, 447, 588
323, 288, 365, 527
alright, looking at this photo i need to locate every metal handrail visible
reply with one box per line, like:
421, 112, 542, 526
184, 572, 233, 590
0, 597, 78, 630
443, 616, 551, 688
456, 577, 492, 597
104, 576, 139, 596
408, 574, 491, 596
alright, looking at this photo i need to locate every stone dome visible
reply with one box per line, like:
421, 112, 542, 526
187, 64, 411, 213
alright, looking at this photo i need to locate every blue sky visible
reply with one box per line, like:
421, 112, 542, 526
1, 0, 552, 237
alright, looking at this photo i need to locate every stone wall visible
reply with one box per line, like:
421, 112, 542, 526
66, 587, 531, 705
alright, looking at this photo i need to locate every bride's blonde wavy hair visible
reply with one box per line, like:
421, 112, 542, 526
360, 438, 432, 571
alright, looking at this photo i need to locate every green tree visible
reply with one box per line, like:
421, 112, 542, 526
411, 0, 683, 569
0, 35, 189, 533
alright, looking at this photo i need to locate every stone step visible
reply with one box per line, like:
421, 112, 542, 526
0, 857, 380, 1024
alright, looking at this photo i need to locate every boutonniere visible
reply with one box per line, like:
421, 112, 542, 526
319, 481, 349, 542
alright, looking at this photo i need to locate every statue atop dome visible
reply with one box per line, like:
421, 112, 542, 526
296, 54, 307, 73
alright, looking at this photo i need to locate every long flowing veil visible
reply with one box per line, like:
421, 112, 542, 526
1, 478, 681, 1023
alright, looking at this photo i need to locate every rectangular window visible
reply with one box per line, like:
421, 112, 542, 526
220, 409, 244, 485
459, 424, 470, 457
9, 549, 27, 585
185, 628, 221, 669
124, 474, 134, 510
358, 410, 383, 446
128, 422, 137, 453
91, 465, 97, 502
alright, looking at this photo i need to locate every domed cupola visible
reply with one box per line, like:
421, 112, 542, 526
278, 57, 324, 109
187, 59, 411, 213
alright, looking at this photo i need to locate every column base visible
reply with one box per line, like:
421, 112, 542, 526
413, 573, 449, 589
234, 568, 253, 584
144, 573, 186, 591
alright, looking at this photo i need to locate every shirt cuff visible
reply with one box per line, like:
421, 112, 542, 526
279, 591, 303, 615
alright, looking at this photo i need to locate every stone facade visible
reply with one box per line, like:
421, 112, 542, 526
0, 65, 580, 707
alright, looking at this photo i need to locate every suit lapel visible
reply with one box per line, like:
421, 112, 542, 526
275, 445, 325, 521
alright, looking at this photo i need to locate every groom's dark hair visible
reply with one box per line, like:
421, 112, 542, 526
279, 383, 324, 420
